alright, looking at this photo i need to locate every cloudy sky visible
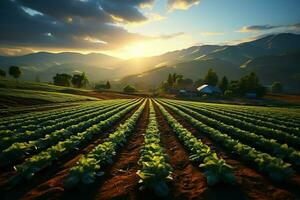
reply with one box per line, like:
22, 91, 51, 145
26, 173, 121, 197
0, 0, 300, 58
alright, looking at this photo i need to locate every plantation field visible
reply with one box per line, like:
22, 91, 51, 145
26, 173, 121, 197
0, 98, 300, 200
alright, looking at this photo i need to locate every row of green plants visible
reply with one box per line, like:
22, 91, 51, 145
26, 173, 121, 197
0, 99, 128, 127
195, 103, 300, 131
0, 102, 79, 117
166, 100, 300, 149
136, 100, 173, 197
207, 102, 300, 126
0, 100, 139, 165
184, 101, 299, 136
158, 100, 295, 182
0, 100, 137, 150
0, 100, 123, 132
63, 100, 146, 188
162, 100, 300, 167
155, 100, 236, 186
0, 101, 104, 127
9, 99, 142, 187
0, 100, 131, 136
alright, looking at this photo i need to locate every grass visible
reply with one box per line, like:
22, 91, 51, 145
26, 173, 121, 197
0, 88, 98, 103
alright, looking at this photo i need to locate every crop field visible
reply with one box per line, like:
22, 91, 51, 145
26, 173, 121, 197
0, 98, 300, 200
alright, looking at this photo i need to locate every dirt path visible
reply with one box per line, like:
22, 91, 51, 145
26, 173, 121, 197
153, 101, 209, 200
0, 102, 142, 200
163, 104, 298, 200
92, 99, 149, 200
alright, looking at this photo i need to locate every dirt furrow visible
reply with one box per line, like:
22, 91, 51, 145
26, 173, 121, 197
163, 105, 297, 200
92, 100, 149, 200
153, 102, 209, 200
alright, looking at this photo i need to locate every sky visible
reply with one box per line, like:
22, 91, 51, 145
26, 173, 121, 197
0, 0, 300, 59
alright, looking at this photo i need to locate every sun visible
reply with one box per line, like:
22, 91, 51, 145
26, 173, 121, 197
126, 43, 147, 58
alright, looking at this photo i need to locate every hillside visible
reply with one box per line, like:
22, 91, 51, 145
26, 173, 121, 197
120, 33, 300, 92
241, 52, 300, 91
120, 58, 241, 90
1, 33, 300, 92
0, 52, 122, 82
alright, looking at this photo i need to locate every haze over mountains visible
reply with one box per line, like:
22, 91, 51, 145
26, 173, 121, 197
1, 33, 300, 92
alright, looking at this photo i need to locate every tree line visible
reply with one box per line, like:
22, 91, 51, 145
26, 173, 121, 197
160, 68, 283, 97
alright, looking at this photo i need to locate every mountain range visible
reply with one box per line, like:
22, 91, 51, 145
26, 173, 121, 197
0, 33, 300, 92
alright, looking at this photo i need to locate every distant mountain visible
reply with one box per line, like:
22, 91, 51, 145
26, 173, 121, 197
1, 33, 300, 92
0, 52, 122, 68
204, 33, 300, 65
0, 52, 122, 82
120, 58, 241, 90
110, 45, 222, 78
120, 33, 300, 93
241, 52, 300, 91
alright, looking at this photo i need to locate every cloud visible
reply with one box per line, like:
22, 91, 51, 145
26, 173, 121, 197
237, 23, 300, 33
0, 0, 169, 55
153, 32, 185, 39
167, 0, 200, 11
200, 32, 225, 36
0, 47, 35, 56
237, 25, 279, 33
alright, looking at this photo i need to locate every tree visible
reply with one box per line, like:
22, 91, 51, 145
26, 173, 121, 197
237, 72, 266, 97
175, 78, 193, 89
9, 66, 21, 81
0, 69, 6, 77
123, 85, 137, 93
204, 68, 218, 86
167, 73, 173, 87
106, 81, 111, 89
272, 82, 283, 93
219, 76, 229, 93
53, 73, 72, 87
71, 72, 89, 88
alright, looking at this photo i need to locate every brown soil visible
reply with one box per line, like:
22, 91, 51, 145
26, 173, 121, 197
265, 94, 300, 104
0, 101, 142, 200
91, 99, 149, 200
162, 104, 299, 200
153, 102, 208, 200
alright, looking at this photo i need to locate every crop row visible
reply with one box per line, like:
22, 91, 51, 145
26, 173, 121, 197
161, 100, 300, 167
179, 101, 299, 136
0, 99, 131, 136
0, 99, 128, 130
0, 100, 140, 165
199, 103, 300, 129
63, 100, 146, 188
163, 99, 300, 149
0, 102, 80, 117
0, 100, 138, 151
9, 99, 142, 187
136, 100, 173, 197
205, 103, 300, 125
157, 100, 295, 182
155, 100, 236, 185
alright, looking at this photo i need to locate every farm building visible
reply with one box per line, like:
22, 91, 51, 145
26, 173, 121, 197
197, 84, 222, 95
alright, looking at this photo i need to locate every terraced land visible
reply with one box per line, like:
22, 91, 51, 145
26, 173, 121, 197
0, 98, 300, 200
